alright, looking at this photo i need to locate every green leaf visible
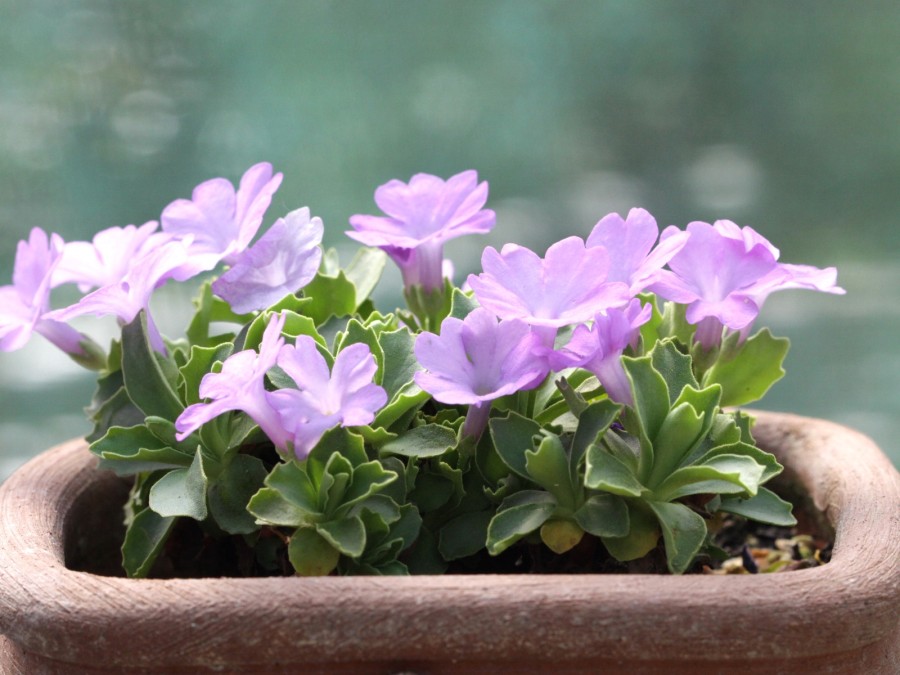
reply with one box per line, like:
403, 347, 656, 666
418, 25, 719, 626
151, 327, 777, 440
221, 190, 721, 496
438, 510, 494, 561
623, 354, 670, 442
340, 461, 398, 510
121, 507, 176, 578
574, 494, 629, 538
650, 339, 698, 405
91, 424, 194, 475
719, 487, 797, 527
86, 377, 145, 443
179, 343, 234, 405
449, 287, 479, 320
652, 454, 765, 502
584, 445, 647, 497
646, 401, 706, 488
525, 434, 575, 509
344, 247, 387, 307
208, 455, 268, 534
647, 501, 708, 574
316, 516, 366, 557
373, 383, 429, 429
380, 424, 457, 458
334, 319, 384, 384
121, 311, 183, 421
246, 487, 310, 527
703, 329, 790, 407
601, 501, 660, 562
301, 271, 357, 325
288, 527, 340, 576
570, 399, 622, 470
540, 519, 585, 554
489, 411, 542, 480
378, 328, 421, 401
694, 441, 783, 482
486, 490, 557, 555
148, 450, 209, 520
185, 281, 249, 346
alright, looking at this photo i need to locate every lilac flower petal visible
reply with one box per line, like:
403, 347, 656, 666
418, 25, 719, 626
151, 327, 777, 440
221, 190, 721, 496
162, 162, 283, 278
54, 222, 169, 292
0, 228, 90, 356
347, 170, 495, 292
413, 308, 547, 406
467, 237, 631, 328
271, 336, 386, 459
175, 313, 290, 449
212, 208, 324, 314
48, 239, 189, 327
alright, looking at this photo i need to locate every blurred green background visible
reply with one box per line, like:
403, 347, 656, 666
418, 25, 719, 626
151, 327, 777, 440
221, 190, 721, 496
1, 0, 898, 480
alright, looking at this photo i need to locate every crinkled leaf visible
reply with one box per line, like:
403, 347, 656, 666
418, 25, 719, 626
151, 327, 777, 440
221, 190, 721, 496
489, 411, 541, 480
334, 319, 384, 384
601, 501, 660, 562
93, 423, 194, 475
247, 487, 311, 527
179, 343, 234, 405
301, 270, 357, 325
703, 329, 790, 407
121, 311, 183, 421
647, 500, 708, 574
438, 509, 494, 561
525, 434, 576, 509
288, 526, 340, 576
584, 445, 647, 498
574, 494, 629, 538
339, 461, 398, 510
378, 328, 421, 401
316, 516, 366, 557
373, 383, 429, 430
486, 490, 557, 555
148, 450, 209, 520
344, 246, 387, 307
380, 424, 456, 459
650, 339, 698, 405
186, 281, 249, 347
646, 402, 706, 488
121, 507, 176, 578
693, 441, 783, 482
652, 454, 765, 502
570, 399, 622, 471
719, 487, 797, 527
208, 454, 268, 534
449, 286, 479, 320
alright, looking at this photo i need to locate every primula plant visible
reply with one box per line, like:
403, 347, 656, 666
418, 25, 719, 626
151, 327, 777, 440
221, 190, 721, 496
0, 164, 844, 577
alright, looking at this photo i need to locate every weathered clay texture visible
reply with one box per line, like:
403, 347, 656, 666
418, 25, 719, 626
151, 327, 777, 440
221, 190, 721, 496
0, 411, 897, 674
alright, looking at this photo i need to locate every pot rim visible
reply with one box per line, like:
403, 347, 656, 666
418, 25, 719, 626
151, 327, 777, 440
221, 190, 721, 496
0, 410, 898, 669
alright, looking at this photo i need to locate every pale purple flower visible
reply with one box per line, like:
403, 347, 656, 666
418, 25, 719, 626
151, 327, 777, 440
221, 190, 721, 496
161, 162, 283, 278
649, 220, 844, 348
585, 208, 689, 294
175, 312, 291, 450
47, 238, 189, 353
0, 228, 88, 356
347, 170, 495, 292
212, 208, 323, 314
466, 237, 631, 351
548, 299, 652, 406
267, 337, 387, 459
712, 220, 845, 309
414, 308, 548, 439
53, 221, 171, 292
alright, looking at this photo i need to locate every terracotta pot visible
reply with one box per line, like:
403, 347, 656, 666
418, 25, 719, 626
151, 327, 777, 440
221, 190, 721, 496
0, 411, 897, 674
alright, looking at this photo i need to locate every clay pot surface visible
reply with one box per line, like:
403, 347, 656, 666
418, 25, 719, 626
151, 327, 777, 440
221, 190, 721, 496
0, 411, 897, 674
